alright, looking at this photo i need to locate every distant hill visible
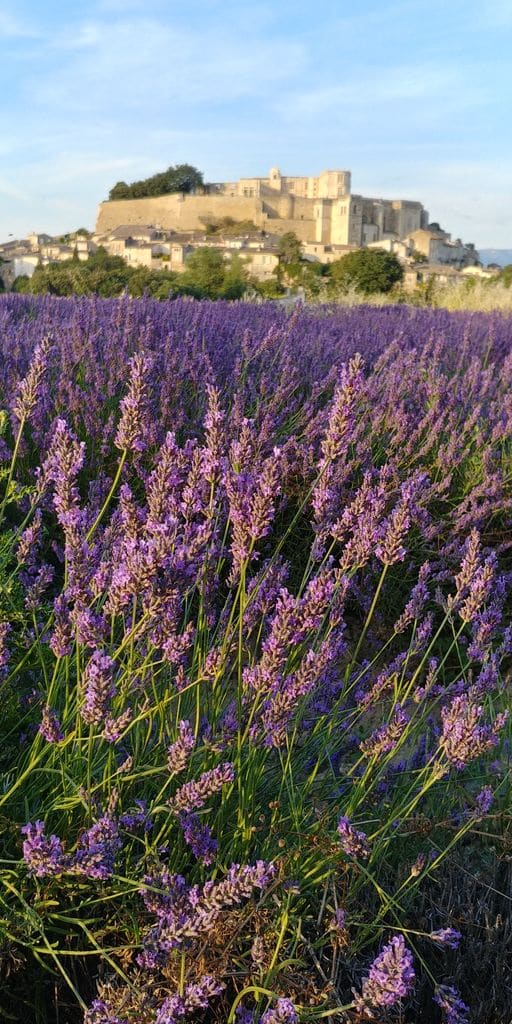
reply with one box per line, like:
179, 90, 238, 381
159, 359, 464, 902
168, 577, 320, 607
479, 249, 512, 267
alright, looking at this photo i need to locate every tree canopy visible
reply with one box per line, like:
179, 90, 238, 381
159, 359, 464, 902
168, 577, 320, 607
499, 264, 512, 288
108, 164, 204, 201
277, 231, 303, 265
12, 247, 250, 302
328, 248, 404, 295
180, 248, 248, 300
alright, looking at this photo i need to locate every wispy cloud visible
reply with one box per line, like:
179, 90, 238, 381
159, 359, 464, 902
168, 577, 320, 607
276, 63, 479, 120
0, 176, 28, 201
473, 0, 512, 28
28, 14, 305, 111
0, 8, 40, 38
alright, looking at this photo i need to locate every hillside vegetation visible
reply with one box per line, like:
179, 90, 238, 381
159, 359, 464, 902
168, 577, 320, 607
108, 164, 204, 201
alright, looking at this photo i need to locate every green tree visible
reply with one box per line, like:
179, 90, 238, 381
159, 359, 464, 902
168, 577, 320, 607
300, 261, 328, 299
108, 164, 203, 201
328, 248, 403, 295
108, 181, 131, 201
170, 164, 204, 194
128, 267, 179, 299
202, 217, 259, 237
20, 251, 131, 298
253, 279, 285, 299
12, 275, 31, 293
277, 231, 303, 265
221, 254, 249, 300
499, 264, 512, 288
181, 248, 226, 299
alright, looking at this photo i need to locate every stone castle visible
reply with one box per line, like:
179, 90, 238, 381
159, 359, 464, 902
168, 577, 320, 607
95, 166, 430, 248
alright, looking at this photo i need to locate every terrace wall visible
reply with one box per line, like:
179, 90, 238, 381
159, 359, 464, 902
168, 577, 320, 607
96, 194, 265, 234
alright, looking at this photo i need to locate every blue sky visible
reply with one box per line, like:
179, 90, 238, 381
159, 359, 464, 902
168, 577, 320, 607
0, 0, 510, 247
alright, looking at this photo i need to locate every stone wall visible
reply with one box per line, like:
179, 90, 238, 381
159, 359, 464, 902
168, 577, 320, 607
96, 194, 265, 235
260, 216, 316, 242
97, 193, 320, 244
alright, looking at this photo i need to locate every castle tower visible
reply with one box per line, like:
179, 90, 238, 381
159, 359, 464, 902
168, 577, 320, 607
268, 167, 282, 191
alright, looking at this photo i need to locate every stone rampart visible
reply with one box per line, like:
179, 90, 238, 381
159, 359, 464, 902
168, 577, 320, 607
96, 194, 265, 234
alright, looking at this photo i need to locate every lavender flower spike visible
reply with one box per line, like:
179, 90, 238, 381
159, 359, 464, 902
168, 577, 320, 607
84, 1000, 128, 1024
434, 985, 470, 1024
170, 762, 235, 813
337, 816, 370, 859
167, 719, 195, 774
354, 934, 415, 1013
261, 997, 298, 1023
71, 814, 122, 880
39, 705, 64, 743
439, 693, 508, 771
156, 976, 225, 1024
81, 651, 116, 726
429, 928, 461, 949
12, 338, 50, 424
21, 821, 65, 877
115, 351, 151, 453
0, 621, 11, 679
179, 812, 218, 865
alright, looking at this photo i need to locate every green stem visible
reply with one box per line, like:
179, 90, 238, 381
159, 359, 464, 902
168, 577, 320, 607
0, 415, 26, 527
86, 449, 127, 541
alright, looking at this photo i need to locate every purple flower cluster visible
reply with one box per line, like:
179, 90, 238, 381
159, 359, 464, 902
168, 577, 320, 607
167, 719, 195, 774
0, 620, 10, 679
12, 338, 50, 424
434, 985, 470, 1024
472, 784, 494, 817
39, 705, 64, 743
155, 975, 225, 1024
453, 530, 497, 624
139, 861, 275, 964
429, 928, 461, 949
21, 814, 121, 881
81, 651, 116, 726
21, 821, 65, 877
360, 706, 409, 758
114, 351, 151, 453
261, 998, 298, 1024
5, 294, 512, 1024
439, 693, 508, 771
179, 812, 218, 865
354, 935, 415, 1012
84, 1000, 128, 1024
170, 762, 235, 813
119, 800, 153, 833
337, 817, 370, 859
72, 814, 122, 880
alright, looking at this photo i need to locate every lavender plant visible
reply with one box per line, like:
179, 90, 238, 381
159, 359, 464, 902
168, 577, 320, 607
0, 294, 511, 1022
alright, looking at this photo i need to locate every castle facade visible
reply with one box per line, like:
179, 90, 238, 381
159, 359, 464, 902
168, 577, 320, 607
95, 166, 429, 247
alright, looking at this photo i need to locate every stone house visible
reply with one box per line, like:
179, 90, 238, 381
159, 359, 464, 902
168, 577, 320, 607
242, 250, 280, 281
403, 264, 463, 290
406, 229, 477, 268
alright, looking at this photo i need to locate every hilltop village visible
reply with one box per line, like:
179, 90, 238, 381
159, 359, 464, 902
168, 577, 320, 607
0, 166, 494, 293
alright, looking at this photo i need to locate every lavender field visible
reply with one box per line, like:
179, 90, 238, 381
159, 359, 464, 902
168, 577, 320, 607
1, 294, 512, 1023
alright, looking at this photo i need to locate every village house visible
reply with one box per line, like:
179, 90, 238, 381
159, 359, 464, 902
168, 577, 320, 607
406, 228, 477, 268
403, 263, 464, 291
